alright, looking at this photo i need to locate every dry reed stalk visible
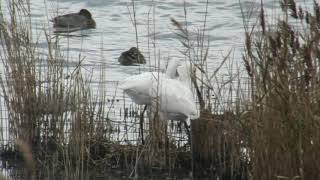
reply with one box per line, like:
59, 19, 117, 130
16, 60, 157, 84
0, 1, 112, 179
15, 139, 36, 179
170, 1, 249, 178
0, 174, 7, 180
242, 0, 320, 179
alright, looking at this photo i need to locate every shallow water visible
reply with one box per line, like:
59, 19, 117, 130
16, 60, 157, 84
0, 0, 313, 80
0, 0, 314, 179
3, 0, 251, 72
0, 0, 313, 142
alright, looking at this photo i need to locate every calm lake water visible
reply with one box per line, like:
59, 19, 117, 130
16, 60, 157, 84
0, 0, 313, 141
0, 0, 314, 179
2, 0, 262, 75
22, 0, 311, 82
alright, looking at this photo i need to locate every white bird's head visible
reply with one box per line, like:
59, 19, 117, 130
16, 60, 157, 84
176, 61, 196, 86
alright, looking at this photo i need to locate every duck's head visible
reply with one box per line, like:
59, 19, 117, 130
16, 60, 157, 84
128, 47, 138, 53
118, 47, 146, 65
79, 9, 96, 28
79, 9, 93, 19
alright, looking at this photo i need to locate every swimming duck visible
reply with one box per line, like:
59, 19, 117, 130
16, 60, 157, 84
51, 9, 96, 31
118, 47, 146, 66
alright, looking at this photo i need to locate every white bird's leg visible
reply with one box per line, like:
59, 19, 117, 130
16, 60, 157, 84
159, 111, 168, 121
139, 105, 148, 145
183, 120, 191, 145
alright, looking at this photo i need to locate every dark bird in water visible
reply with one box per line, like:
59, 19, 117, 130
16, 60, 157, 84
118, 47, 146, 66
51, 9, 96, 31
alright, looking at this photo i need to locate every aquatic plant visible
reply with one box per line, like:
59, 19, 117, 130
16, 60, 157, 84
170, 1, 249, 178
5, 0, 319, 179
242, 0, 320, 179
0, 1, 111, 179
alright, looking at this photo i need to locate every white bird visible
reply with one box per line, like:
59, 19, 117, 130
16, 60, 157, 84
120, 60, 197, 121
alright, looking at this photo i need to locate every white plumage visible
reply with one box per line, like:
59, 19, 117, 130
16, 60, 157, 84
120, 60, 197, 121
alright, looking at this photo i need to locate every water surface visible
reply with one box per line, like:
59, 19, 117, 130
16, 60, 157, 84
0, 0, 312, 142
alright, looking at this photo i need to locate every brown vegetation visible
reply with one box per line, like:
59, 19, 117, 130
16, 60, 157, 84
242, 0, 320, 179
0, 0, 319, 180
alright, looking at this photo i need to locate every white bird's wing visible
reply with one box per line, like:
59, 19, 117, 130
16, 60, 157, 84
120, 72, 166, 105
120, 70, 198, 119
120, 72, 151, 90
157, 78, 197, 117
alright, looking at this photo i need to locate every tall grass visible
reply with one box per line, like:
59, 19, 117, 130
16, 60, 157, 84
170, 1, 249, 178
4, 0, 319, 179
242, 0, 320, 179
0, 0, 250, 179
0, 1, 111, 179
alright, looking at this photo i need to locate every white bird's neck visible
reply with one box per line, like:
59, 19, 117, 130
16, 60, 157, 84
177, 62, 193, 88
165, 59, 179, 79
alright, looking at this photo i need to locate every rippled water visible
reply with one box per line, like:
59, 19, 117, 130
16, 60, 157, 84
0, 0, 314, 178
6, 0, 255, 74
1, 0, 314, 86
1, 0, 244, 123
0, 0, 313, 140
25, 0, 311, 78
